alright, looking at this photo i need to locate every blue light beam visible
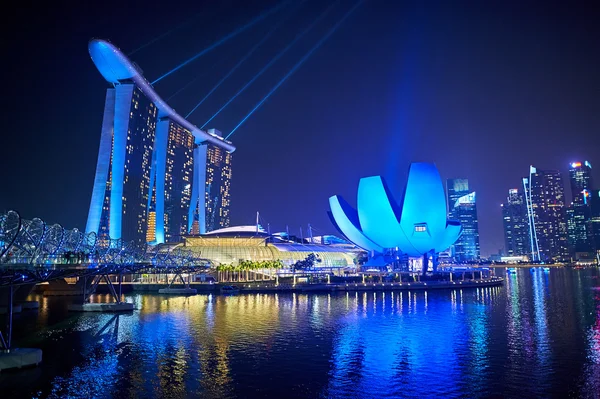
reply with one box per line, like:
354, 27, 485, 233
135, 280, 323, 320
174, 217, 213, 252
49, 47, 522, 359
226, 0, 365, 139
185, 0, 308, 119
166, 56, 233, 101
202, 1, 339, 129
151, 0, 291, 85
129, 10, 205, 56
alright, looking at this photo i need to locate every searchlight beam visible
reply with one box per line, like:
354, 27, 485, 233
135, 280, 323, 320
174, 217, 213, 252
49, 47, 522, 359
185, 0, 308, 119
151, 0, 291, 85
202, 1, 339, 129
226, 0, 365, 139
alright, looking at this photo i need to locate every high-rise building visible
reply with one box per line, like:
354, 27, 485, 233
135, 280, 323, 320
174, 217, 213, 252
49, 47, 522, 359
188, 129, 233, 234
151, 119, 195, 243
568, 161, 594, 256
86, 84, 158, 243
447, 179, 480, 262
522, 166, 569, 262
85, 39, 235, 243
501, 189, 530, 258
590, 189, 600, 260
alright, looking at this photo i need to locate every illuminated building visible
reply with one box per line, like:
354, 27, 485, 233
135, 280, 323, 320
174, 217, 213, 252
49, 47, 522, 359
591, 190, 600, 258
501, 189, 530, 258
522, 166, 569, 262
184, 226, 358, 268
328, 163, 462, 272
568, 161, 595, 256
85, 39, 235, 243
188, 130, 233, 234
151, 119, 195, 243
447, 179, 480, 262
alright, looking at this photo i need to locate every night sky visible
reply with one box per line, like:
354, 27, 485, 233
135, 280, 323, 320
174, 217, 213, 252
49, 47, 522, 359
2, 0, 599, 256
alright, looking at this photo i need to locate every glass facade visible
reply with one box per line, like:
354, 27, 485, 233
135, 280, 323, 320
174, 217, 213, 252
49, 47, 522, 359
447, 179, 480, 262
160, 120, 194, 242
501, 189, 530, 258
205, 142, 232, 232
189, 130, 233, 235
184, 236, 356, 267
523, 166, 569, 262
568, 161, 594, 255
89, 84, 158, 243
591, 190, 600, 259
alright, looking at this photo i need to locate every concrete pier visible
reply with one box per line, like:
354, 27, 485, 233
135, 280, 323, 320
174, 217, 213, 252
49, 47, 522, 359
67, 303, 134, 312
158, 287, 197, 295
0, 348, 43, 372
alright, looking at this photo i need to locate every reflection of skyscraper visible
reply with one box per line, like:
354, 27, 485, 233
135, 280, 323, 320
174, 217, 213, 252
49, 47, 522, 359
85, 39, 235, 243
522, 166, 569, 262
447, 179, 480, 261
501, 189, 530, 258
568, 162, 594, 256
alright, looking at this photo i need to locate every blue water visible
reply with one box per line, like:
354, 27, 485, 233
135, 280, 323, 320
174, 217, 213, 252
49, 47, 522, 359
2, 267, 600, 399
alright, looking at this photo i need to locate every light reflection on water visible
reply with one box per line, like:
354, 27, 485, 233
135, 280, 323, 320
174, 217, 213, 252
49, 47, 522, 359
1, 267, 599, 399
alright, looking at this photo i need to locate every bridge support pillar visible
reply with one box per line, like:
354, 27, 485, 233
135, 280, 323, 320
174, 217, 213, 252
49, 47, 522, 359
0, 284, 43, 372
68, 274, 133, 312
158, 271, 197, 295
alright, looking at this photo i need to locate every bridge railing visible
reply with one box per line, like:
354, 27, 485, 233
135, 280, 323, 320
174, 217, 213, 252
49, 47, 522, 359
0, 210, 208, 269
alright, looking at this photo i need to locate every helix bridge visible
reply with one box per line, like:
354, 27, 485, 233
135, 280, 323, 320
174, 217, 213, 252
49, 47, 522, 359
0, 210, 210, 287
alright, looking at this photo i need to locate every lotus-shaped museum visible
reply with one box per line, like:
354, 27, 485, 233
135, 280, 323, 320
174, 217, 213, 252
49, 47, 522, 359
328, 163, 462, 257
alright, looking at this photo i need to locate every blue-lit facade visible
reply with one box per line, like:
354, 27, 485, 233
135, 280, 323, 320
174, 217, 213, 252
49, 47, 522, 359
86, 84, 157, 243
328, 163, 462, 268
85, 39, 235, 243
447, 179, 480, 262
188, 132, 233, 235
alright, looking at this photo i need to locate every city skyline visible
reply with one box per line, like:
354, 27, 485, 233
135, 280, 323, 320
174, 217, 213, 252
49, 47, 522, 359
1, 1, 600, 256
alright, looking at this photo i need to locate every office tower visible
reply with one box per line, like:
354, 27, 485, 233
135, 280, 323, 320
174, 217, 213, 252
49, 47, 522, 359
591, 189, 600, 257
501, 189, 530, 258
188, 129, 233, 234
522, 166, 569, 262
447, 179, 480, 261
566, 205, 576, 252
568, 162, 594, 256
86, 39, 235, 244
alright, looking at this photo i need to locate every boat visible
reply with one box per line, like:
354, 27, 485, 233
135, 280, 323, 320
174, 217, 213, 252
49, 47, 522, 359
220, 285, 239, 294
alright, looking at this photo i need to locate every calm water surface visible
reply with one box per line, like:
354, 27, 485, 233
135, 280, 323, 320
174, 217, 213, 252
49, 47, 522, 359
2, 267, 600, 399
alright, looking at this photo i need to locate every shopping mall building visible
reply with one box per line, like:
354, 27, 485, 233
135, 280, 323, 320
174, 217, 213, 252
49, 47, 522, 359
183, 226, 361, 271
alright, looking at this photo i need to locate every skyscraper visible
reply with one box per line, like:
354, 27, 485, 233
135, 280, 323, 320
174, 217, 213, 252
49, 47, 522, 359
501, 189, 530, 258
188, 129, 233, 234
447, 179, 480, 262
85, 39, 235, 243
86, 84, 158, 243
590, 189, 600, 260
568, 161, 594, 256
522, 166, 569, 262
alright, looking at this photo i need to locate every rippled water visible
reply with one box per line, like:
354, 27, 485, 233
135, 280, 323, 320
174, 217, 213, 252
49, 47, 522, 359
2, 267, 600, 399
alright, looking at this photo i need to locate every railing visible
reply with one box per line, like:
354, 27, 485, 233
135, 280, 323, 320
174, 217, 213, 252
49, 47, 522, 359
0, 210, 211, 285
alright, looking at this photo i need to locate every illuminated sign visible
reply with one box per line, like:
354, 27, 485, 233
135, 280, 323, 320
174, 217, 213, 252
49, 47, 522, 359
571, 162, 582, 168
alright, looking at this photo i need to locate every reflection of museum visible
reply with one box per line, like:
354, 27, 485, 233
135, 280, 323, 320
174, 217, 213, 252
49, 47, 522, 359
184, 226, 360, 268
